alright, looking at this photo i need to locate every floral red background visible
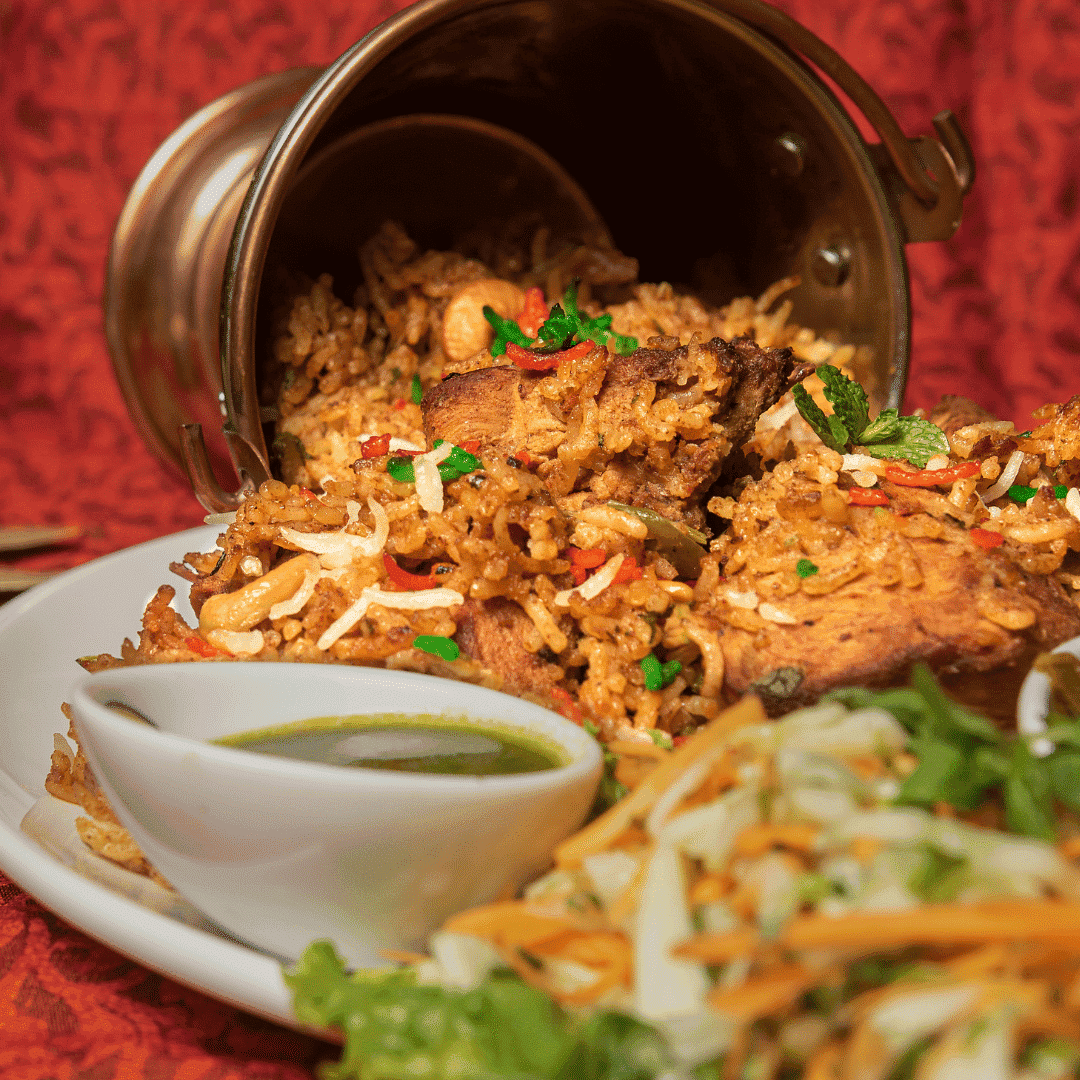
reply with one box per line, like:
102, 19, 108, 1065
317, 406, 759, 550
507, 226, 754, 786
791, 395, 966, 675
2, 0, 1078, 1075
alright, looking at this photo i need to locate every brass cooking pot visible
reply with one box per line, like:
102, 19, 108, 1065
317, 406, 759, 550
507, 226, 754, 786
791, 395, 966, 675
104, 0, 973, 512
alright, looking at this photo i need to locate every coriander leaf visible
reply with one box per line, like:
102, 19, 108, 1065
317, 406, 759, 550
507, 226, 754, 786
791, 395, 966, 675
856, 415, 949, 468
858, 407, 902, 444
483, 306, 533, 357
535, 301, 578, 351
792, 383, 850, 453
533, 281, 638, 356
815, 364, 870, 440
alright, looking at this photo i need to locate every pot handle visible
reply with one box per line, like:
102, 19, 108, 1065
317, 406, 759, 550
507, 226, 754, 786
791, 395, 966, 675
180, 423, 269, 513
717, 0, 974, 242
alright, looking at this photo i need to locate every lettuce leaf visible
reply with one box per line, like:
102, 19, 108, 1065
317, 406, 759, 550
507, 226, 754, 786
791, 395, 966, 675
285, 941, 680, 1080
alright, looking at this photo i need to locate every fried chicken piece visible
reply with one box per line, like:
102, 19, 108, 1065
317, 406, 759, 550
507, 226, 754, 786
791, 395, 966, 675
423, 337, 809, 528
453, 598, 565, 698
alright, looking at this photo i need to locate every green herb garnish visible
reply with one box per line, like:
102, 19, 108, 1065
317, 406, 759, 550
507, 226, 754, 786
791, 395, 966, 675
1008, 483, 1068, 503
483, 280, 638, 360
412, 635, 460, 662
828, 664, 1080, 842
795, 558, 819, 578
410, 373, 423, 405
792, 365, 949, 467
640, 654, 681, 691
387, 442, 481, 486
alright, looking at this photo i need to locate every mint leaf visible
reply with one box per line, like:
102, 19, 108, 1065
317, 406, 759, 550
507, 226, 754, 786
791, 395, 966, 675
792, 384, 850, 452
856, 415, 949, 468
859, 407, 902, 444
816, 364, 870, 440
791, 367, 949, 467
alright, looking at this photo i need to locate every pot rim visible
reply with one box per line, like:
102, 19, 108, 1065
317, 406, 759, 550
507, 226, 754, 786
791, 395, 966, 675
219, 0, 918, 485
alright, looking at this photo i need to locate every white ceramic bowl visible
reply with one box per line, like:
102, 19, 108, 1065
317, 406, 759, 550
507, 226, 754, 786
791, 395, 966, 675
1017, 634, 1080, 754
68, 662, 602, 967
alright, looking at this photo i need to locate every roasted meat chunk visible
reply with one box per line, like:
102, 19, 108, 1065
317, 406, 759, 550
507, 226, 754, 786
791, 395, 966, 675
703, 450, 1080, 715
453, 597, 565, 699
422, 337, 809, 528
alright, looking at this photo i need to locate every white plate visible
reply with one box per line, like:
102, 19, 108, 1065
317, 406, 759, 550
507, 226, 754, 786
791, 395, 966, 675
0, 526, 330, 1036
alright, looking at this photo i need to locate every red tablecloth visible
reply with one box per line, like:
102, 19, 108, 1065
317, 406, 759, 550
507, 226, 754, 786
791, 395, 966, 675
2, 0, 1078, 1075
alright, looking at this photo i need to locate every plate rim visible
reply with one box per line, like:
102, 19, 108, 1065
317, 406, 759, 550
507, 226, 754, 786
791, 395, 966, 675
0, 525, 335, 1038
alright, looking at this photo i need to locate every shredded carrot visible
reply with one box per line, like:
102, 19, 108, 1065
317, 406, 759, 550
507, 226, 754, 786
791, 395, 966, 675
1017, 1008, 1080, 1043
379, 948, 429, 965
803, 1042, 843, 1080
731, 822, 819, 858
554, 695, 766, 868
606, 739, 669, 761
1059, 835, 1080, 861
708, 964, 838, 1021
943, 944, 1011, 978
442, 903, 578, 950
850, 836, 882, 863
688, 872, 732, 906
675, 901, 1080, 962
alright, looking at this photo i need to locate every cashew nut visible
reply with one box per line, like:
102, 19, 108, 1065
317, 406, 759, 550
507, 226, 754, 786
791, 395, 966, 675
441, 278, 525, 362
199, 552, 320, 633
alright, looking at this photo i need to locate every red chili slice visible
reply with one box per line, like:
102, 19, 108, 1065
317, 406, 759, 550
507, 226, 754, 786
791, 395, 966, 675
885, 460, 981, 487
184, 634, 224, 658
568, 547, 607, 569
507, 339, 595, 371
612, 554, 643, 584
360, 433, 391, 458
459, 439, 480, 455
517, 286, 549, 337
511, 449, 534, 468
383, 552, 436, 590
970, 527, 1005, 550
847, 487, 890, 506
549, 686, 583, 725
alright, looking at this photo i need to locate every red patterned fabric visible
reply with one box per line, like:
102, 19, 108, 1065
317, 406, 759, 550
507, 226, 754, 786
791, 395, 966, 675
1, 0, 1078, 1075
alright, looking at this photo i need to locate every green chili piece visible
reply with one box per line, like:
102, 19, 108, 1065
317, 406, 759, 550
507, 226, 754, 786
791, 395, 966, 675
386, 458, 415, 484
410, 374, 423, 405
413, 635, 460, 662
796, 558, 819, 578
1009, 484, 1068, 504
660, 660, 683, 687
446, 445, 481, 473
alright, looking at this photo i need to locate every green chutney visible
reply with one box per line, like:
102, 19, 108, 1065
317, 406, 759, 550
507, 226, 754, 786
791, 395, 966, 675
213, 713, 565, 776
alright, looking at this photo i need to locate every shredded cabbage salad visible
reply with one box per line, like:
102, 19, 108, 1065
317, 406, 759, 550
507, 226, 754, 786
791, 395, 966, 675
285, 668, 1080, 1079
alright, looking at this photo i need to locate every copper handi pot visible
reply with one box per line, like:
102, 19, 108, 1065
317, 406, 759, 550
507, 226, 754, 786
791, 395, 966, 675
104, 0, 974, 513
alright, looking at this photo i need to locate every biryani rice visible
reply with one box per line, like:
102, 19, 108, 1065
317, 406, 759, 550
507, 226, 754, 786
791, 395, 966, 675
50, 222, 1080, 897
